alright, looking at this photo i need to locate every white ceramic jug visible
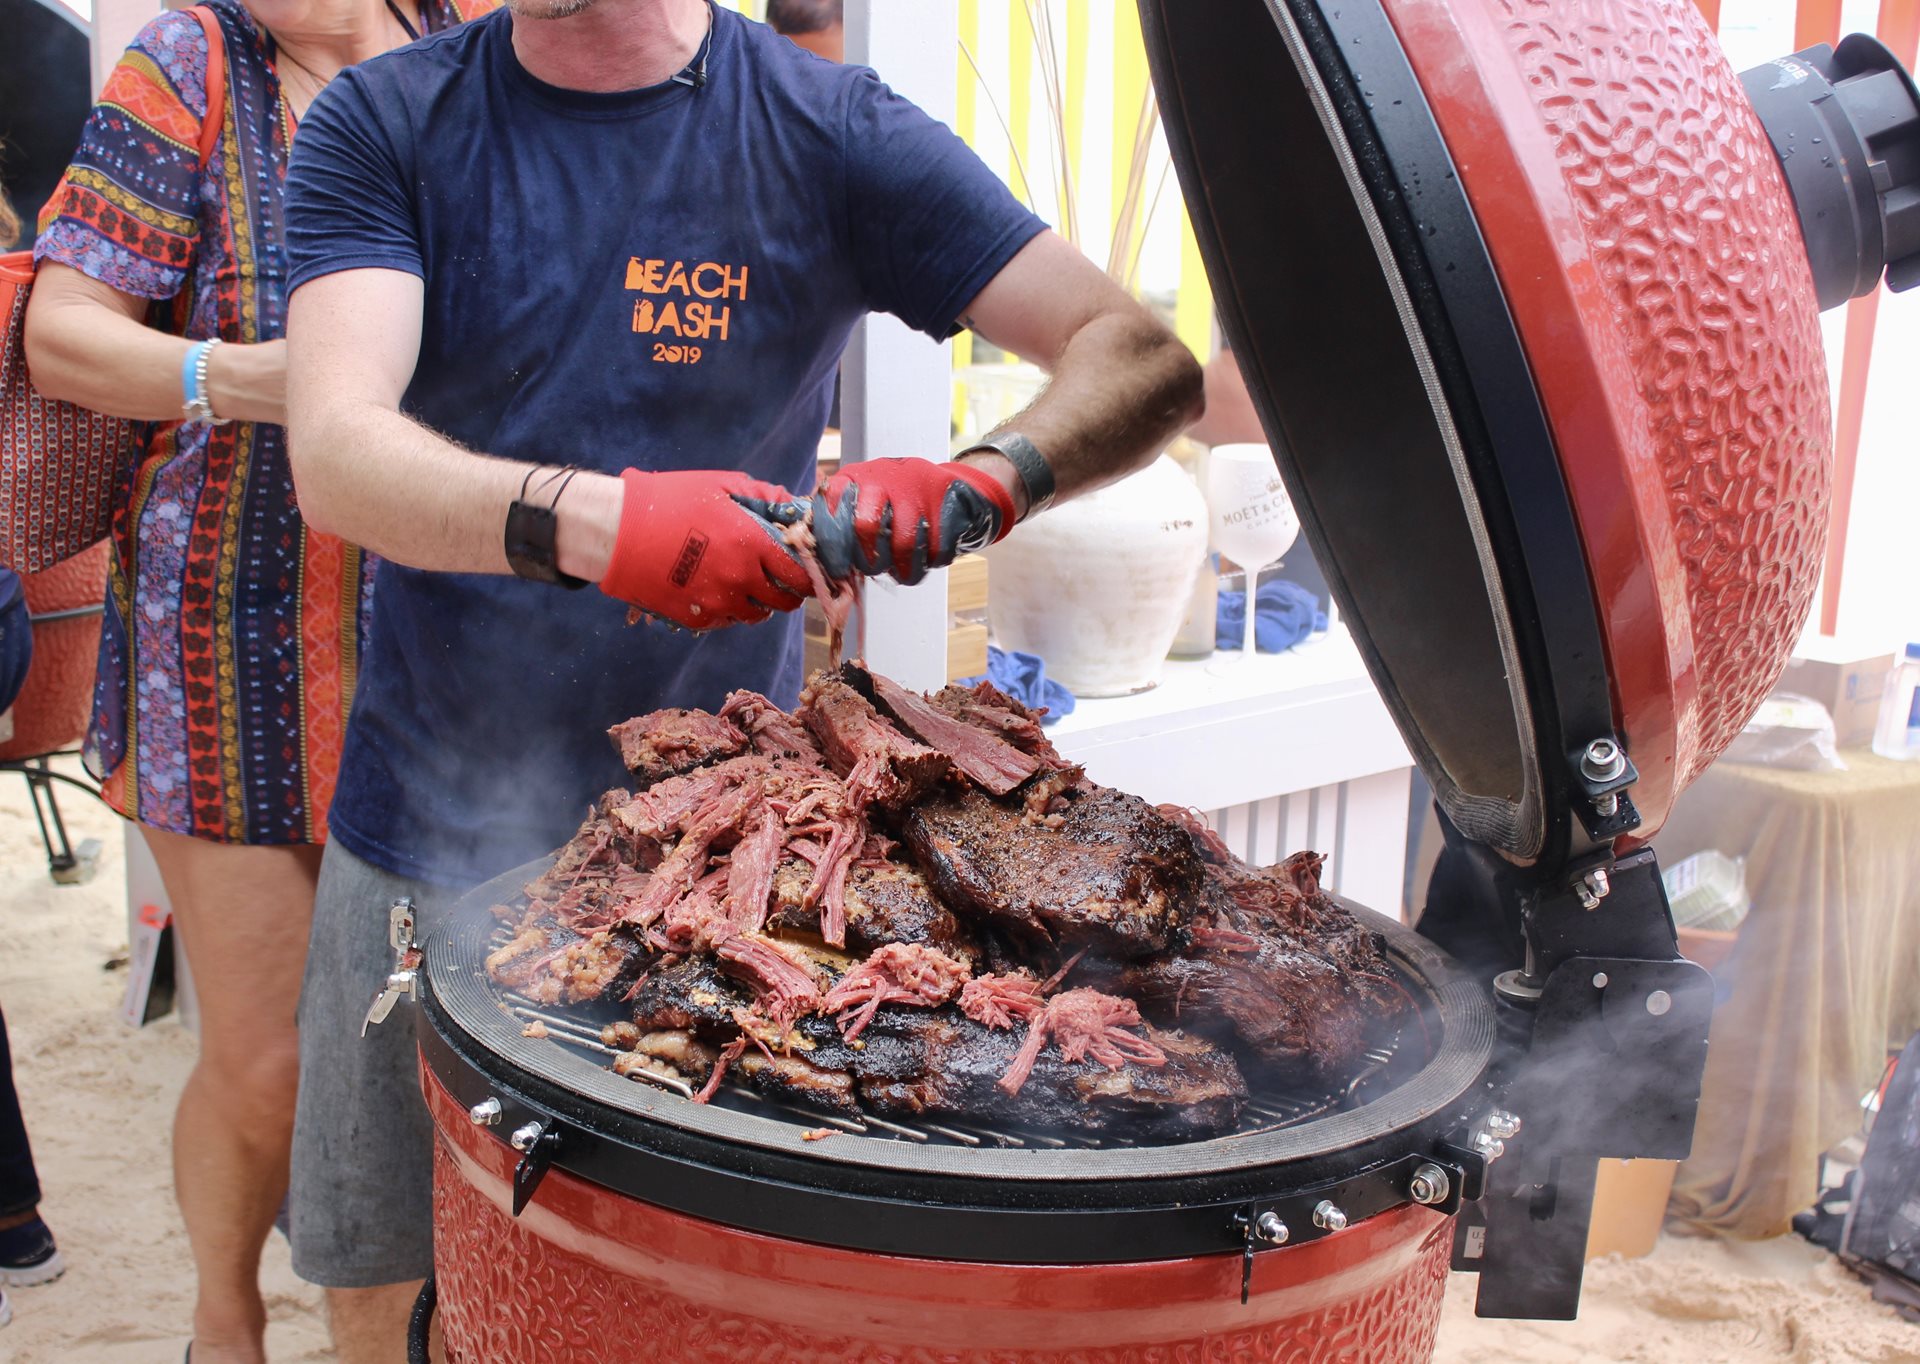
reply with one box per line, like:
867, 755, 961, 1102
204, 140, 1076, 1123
985, 454, 1209, 697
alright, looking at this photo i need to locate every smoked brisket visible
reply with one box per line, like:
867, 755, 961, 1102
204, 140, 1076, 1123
608, 709, 749, 788
901, 784, 1200, 957
489, 667, 1407, 1143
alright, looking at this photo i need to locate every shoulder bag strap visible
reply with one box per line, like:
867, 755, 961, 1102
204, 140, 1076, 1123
190, 5, 228, 168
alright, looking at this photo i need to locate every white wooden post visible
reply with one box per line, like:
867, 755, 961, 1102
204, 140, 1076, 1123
840, 0, 959, 692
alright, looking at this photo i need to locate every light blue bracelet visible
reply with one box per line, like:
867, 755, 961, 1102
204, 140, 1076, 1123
181, 338, 225, 425
180, 341, 204, 417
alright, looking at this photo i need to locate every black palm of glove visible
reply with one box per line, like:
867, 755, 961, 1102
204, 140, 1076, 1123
808, 458, 1017, 586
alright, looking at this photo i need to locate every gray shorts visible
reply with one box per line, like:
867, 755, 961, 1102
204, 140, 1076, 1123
290, 840, 445, 1288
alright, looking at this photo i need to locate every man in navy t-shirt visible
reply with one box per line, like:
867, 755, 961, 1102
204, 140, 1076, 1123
279, 0, 1201, 1352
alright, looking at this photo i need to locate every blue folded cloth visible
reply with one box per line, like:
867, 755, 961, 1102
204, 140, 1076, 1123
957, 646, 1075, 725
1217, 577, 1326, 653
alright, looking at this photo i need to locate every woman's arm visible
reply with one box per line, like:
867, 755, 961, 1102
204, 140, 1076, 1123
24, 263, 288, 425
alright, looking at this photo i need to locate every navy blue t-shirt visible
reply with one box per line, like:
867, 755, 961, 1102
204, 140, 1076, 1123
285, 6, 1045, 887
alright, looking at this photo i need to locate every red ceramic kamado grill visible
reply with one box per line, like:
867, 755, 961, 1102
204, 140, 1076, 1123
384, 0, 1920, 1358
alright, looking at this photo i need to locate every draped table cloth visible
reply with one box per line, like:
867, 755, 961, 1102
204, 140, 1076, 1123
1656, 749, 1920, 1237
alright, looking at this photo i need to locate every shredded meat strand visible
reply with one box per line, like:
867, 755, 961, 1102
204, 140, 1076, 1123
958, 972, 1047, 1030
783, 521, 858, 668
820, 943, 971, 1041
694, 1036, 750, 1103
991, 987, 1169, 1096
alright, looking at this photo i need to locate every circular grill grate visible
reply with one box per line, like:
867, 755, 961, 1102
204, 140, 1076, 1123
488, 925, 1410, 1151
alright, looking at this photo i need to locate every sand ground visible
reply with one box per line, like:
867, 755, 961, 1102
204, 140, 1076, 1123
2, 758, 1915, 1363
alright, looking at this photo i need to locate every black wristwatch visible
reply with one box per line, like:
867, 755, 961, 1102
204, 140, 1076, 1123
505, 468, 591, 589
958, 431, 1056, 518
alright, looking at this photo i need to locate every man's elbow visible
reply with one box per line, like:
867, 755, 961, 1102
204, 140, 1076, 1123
1156, 329, 1206, 430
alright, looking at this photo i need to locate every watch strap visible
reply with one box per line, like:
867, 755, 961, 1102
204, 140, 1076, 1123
961, 432, 1055, 517
505, 499, 589, 590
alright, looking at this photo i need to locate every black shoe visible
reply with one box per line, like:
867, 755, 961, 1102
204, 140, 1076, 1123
0, 1217, 65, 1287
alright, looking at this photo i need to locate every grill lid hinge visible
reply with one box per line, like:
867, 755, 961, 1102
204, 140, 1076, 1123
1571, 737, 1641, 841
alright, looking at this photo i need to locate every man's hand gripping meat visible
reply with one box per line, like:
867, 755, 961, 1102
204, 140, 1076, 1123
600, 468, 812, 629
807, 457, 1018, 586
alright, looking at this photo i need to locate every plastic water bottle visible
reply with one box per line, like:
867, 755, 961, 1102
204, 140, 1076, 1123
1872, 643, 1920, 760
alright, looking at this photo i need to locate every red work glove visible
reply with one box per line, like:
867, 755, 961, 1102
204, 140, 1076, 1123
600, 468, 812, 630
811, 458, 1017, 586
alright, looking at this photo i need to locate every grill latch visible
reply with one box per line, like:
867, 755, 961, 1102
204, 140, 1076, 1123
1234, 1206, 1291, 1303
362, 898, 422, 1037
510, 1118, 565, 1216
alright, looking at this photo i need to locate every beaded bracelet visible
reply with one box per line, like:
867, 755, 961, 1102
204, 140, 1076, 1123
181, 338, 230, 426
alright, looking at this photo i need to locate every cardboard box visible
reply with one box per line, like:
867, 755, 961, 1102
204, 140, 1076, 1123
803, 557, 991, 681
947, 554, 989, 617
946, 622, 988, 682
1780, 640, 1896, 747
1586, 1157, 1680, 1261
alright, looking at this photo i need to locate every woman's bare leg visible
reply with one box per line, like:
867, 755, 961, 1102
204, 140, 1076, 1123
142, 825, 322, 1364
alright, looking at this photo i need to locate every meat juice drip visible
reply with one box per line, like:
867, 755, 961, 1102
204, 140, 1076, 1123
487, 667, 1410, 1140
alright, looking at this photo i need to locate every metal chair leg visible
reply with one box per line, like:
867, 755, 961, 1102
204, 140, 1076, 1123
4, 752, 105, 884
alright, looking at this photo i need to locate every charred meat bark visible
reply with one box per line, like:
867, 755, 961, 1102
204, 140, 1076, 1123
767, 857, 981, 967
902, 784, 1200, 957
1082, 855, 1403, 1084
628, 957, 753, 1034
663, 1001, 1246, 1138
853, 1006, 1245, 1140
1083, 929, 1373, 1086
1211, 853, 1403, 1006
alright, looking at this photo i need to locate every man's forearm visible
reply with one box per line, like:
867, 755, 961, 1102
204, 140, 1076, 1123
289, 398, 621, 580
962, 311, 1203, 515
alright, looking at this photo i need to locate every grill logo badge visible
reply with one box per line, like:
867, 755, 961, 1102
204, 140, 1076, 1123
670, 531, 709, 588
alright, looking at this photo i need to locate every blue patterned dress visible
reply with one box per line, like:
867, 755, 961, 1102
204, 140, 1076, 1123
35, 0, 487, 842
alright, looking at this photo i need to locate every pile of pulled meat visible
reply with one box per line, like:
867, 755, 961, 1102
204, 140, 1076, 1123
485, 665, 1406, 1141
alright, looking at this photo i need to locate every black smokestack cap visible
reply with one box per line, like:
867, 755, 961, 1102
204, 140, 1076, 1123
1743, 34, 1920, 308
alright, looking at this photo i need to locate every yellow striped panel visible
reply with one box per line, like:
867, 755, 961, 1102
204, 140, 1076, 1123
1063, 0, 1087, 240
1008, 0, 1034, 210
1110, 2, 1147, 241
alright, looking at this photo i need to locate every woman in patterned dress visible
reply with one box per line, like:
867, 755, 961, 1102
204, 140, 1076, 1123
23, 0, 487, 1357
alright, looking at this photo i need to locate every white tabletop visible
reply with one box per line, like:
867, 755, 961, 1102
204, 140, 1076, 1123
1046, 626, 1414, 812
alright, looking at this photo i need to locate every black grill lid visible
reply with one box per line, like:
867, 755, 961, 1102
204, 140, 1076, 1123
1138, 0, 1616, 878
